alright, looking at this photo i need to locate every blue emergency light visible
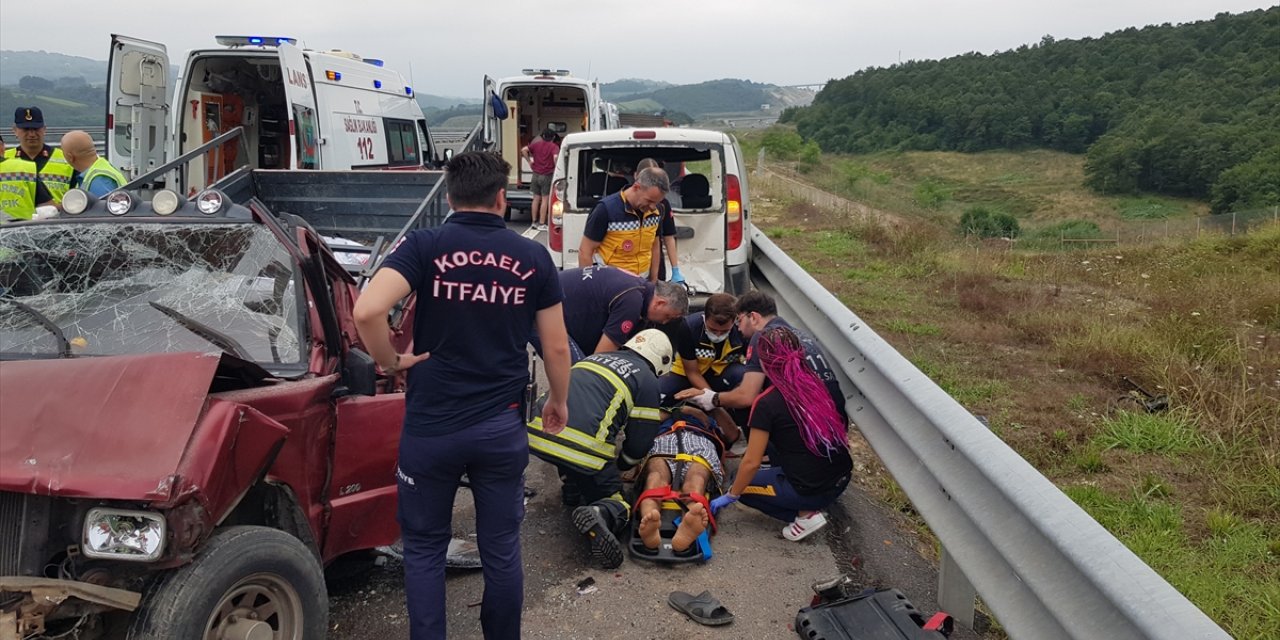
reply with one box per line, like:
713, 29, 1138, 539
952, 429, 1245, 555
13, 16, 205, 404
405, 86, 413, 96
365, 58, 385, 67
373, 80, 382, 89
216, 35, 298, 47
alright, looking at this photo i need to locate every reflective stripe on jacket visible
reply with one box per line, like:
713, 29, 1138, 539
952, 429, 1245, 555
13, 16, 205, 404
0, 155, 38, 220
527, 349, 663, 474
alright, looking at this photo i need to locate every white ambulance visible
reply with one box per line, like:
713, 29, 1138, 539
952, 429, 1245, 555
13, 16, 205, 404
107, 34, 439, 195
480, 70, 613, 216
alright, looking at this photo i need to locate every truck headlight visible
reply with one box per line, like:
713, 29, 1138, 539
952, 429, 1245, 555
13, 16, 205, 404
82, 508, 166, 561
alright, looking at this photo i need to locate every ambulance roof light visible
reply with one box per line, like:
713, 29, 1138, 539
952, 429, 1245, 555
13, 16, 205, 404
521, 68, 570, 77
365, 58, 384, 67
216, 35, 297, 48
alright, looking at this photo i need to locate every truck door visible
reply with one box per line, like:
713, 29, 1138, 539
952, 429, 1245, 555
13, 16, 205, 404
106, 35, 170, 181
481, 75, 499, 150
278, 43, 320, 169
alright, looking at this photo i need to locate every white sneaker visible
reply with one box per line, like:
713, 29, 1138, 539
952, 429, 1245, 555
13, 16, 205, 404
783, 511, 828, 541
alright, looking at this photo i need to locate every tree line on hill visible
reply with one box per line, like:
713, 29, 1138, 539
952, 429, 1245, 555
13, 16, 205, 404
782, 8, 1280, 213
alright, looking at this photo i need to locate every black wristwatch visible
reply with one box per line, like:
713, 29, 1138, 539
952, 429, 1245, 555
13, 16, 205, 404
712, 392, 721, 407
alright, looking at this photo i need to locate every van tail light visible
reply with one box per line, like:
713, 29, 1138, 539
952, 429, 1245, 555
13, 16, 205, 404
726, 174, 743, 250
549, 182, 565, 252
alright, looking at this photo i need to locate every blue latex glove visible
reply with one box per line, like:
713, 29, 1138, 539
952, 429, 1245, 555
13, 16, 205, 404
710, 494, 738, 514
670, 266, 685, 283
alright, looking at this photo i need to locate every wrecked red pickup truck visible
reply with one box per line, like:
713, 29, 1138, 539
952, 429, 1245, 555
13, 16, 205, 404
0, 165, 451, 639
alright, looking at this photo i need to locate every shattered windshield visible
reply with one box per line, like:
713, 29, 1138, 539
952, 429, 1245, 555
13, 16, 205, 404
0, 222, 302, 367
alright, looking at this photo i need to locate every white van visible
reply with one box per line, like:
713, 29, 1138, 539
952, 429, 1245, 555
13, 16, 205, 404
107, 34, 439, 194
480, 70, 613, 216
547, 128, 753, 295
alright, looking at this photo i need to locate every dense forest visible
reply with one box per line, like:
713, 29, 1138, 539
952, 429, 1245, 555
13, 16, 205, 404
782, 8, 1280, 213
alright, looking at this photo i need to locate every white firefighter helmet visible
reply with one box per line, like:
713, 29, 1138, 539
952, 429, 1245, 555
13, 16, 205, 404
624, 329, 674, 377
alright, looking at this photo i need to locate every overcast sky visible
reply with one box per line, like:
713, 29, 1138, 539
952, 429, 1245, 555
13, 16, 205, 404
1, 1, 1273, 97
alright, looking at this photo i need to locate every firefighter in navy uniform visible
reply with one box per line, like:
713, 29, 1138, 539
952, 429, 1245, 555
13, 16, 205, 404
527, 329, 674, 569
355, 151, 572, 640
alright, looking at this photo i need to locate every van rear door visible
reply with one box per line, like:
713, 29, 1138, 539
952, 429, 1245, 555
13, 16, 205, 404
278, 43, 320, 169
481, 75, 499, 150
106, 34, 170, 181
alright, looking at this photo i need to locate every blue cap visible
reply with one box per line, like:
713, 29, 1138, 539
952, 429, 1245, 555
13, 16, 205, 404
14, 107, 45, 129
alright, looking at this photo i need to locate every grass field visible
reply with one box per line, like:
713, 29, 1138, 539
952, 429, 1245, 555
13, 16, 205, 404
740, 130, 1280, 638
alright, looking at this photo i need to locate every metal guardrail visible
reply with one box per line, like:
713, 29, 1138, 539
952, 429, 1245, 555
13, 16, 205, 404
748, 227, 1230, 640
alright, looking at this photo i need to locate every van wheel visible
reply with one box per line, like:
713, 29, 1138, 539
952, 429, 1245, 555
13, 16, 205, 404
127, 526, 327, 640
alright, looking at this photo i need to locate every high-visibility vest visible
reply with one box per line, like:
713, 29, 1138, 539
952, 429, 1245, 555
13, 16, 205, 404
78, 156, 127, 194
0, 153, 39, 220
39, 148, 74, 204
0, 147, 73, 212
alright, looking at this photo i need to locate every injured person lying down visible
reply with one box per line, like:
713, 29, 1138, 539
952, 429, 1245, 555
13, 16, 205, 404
634, 406, 741, 554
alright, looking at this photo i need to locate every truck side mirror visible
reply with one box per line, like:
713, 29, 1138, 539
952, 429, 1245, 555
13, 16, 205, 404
339, 348, 378, 397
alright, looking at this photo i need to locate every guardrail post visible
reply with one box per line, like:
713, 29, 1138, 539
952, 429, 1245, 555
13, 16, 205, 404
938, 546, 977, 629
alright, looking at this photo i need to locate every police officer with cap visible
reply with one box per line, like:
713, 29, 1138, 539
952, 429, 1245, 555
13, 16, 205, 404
1, 107, 73, 221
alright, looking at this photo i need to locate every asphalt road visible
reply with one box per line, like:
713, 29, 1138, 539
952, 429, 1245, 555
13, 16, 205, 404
326, 451, 979, 640
326, 220, 981, 639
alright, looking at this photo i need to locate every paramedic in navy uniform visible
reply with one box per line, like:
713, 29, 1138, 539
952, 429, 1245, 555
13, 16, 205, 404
355, 151, 572, 640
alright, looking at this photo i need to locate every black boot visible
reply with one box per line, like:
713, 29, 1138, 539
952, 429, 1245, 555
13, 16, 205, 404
572, 505, 624, 569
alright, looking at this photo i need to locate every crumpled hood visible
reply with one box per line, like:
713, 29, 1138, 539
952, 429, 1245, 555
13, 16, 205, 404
0, 352, 263, 502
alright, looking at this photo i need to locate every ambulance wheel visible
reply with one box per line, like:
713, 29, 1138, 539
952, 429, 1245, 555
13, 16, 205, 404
127, 526, 327, 640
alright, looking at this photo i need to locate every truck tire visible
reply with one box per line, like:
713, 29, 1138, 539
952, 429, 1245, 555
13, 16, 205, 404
127, 526, 327, 640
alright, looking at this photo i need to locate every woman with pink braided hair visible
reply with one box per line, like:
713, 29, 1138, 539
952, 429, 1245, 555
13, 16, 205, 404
709, 325, 853, 541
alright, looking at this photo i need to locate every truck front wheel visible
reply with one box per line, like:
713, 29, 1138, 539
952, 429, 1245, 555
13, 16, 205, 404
127, 526, 327, 640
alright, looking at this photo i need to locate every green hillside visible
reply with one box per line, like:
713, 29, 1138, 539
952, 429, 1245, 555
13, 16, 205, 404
600, 78, 672, 100
783, 7, 1280, 213
1, 84, 104, 128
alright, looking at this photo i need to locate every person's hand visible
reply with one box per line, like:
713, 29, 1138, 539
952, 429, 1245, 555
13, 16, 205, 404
710, 493, 738, 514
540, 398, 568, 435
686, 388, 716, 411
670, 267, 685, 283
385, 351, 430, 375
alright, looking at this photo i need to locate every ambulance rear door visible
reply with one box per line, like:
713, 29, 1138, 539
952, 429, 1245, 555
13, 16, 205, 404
106, 35, 170, 181
481, 75, 499, 151
278, 43, 320, 169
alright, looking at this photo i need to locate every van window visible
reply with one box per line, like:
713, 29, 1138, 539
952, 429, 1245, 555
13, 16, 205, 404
572, 147, 723, 211
384, 118, 419, 166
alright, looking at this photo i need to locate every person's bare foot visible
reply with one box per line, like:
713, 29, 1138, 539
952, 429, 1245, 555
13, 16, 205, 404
672, 502, 708, 552
638, 508, 662, 550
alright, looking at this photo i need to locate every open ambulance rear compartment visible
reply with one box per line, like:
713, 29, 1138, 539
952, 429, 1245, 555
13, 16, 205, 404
179, 53, 290, 193
501, 84, 589, 185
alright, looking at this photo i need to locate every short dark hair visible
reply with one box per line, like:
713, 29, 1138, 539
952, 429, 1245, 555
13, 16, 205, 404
735, 290, 776, 317
703, 293, 737, 325
541, 128, 556, 141
446, 151, 509, 209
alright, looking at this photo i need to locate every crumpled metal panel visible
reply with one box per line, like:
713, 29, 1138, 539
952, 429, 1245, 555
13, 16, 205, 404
0, 352, 221, 501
